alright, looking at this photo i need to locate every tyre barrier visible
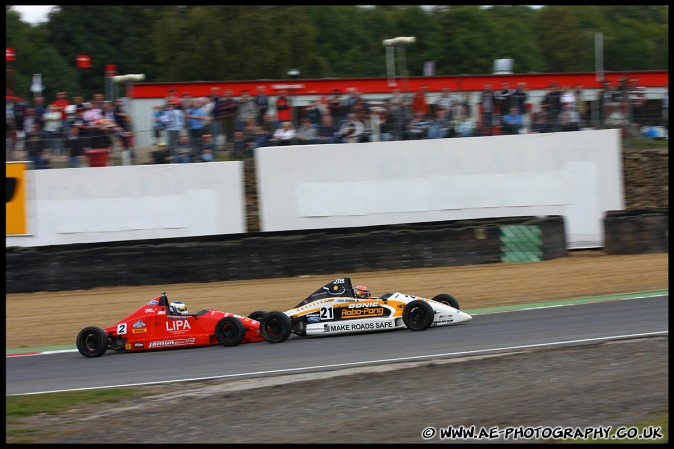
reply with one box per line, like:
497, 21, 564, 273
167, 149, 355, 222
603, 208, 668, 255
6, 215, 567, 293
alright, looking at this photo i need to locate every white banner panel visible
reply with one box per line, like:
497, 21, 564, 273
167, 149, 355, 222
256, 130, 624, 248
296, 172, 570, 216
6, 162, 246, 247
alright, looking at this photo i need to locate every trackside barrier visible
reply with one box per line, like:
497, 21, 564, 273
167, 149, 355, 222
501, 226, 543, 262
603, 208, 668, 254
6, 215, 567, 293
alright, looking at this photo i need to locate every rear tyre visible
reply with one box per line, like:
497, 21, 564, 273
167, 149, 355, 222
247, 310, 267, 322
259, 312, 292, 343
432, 293, 460, 310
76, 327, 109, 358
215, 317, 246, 347
402, 300, 435, 331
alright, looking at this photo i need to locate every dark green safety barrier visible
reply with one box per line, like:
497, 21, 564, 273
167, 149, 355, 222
6, 215, 567, 293
501, 225, 543, 262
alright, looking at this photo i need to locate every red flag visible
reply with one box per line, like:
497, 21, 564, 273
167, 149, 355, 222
105, 64, 117, 78
76, 54, 92, 69
6, 47, 16, 62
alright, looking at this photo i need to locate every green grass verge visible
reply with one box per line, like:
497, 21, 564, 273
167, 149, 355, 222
623, 135, 669, 149
6, 389, 667, 444
6, 388, 154, 421
6, 388, 159, 443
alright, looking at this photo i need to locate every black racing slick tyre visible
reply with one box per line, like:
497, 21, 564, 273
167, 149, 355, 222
215, 317, 246, 347
402, 300, 435, 331
432, 293, 460, 310
76, 327, 109, 358
247, 311, 267, 322
259, 312, 292, 343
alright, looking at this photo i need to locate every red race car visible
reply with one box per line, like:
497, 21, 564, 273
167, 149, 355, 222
76, 292, 264, 358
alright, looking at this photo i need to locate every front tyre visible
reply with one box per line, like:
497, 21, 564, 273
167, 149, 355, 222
432, 293, 460, 310
76, 327, 109, 358
259, 312, 292, 343
403, 300, 435, 331
247, 310, 267, 322
215, 317, 246, 347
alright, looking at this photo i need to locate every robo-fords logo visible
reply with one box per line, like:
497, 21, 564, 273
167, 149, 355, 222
341, 303, 386, 318
149, 338, 196, 348
341, 307, 385, 317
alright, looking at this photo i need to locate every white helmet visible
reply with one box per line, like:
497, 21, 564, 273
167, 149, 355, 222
169, 300, 188, 315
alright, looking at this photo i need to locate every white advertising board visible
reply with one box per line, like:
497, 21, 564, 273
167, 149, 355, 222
256, 129, 624, 248
6, 162, 246, 247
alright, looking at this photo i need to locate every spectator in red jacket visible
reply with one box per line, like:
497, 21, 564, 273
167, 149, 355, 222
274, 90, 292, 128
412, 85, 429, 117
51, 91, 71, 133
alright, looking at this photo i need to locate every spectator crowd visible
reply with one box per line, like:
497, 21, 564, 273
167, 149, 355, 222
6, 76, 667, 169
6, 92, 134, 168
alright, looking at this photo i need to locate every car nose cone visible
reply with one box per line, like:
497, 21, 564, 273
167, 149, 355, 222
454, 310, 472, 323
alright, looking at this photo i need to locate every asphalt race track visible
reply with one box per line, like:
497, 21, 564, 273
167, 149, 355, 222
6, 296, 668, 396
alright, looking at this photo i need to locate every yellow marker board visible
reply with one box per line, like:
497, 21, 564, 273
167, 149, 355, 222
6, 162, 28, 235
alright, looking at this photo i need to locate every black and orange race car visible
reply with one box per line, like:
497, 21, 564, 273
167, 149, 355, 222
257, 277, 472, 343
76, 292, 263, 357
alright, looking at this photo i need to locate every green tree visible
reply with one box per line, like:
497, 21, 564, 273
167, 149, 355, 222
535, 6, 593, 73
149, 6, 324, 81
5, 4, 669, 99
433, 6, 499, 75
6, 6, 34, 98
486, 6, 544, 74
605, 18, 667, 71
308, 6, 379, 78
43, 6, 160, 98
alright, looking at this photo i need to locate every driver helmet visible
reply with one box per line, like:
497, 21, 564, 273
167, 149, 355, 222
353, 286, 371, 299
169, 300, 188, 315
